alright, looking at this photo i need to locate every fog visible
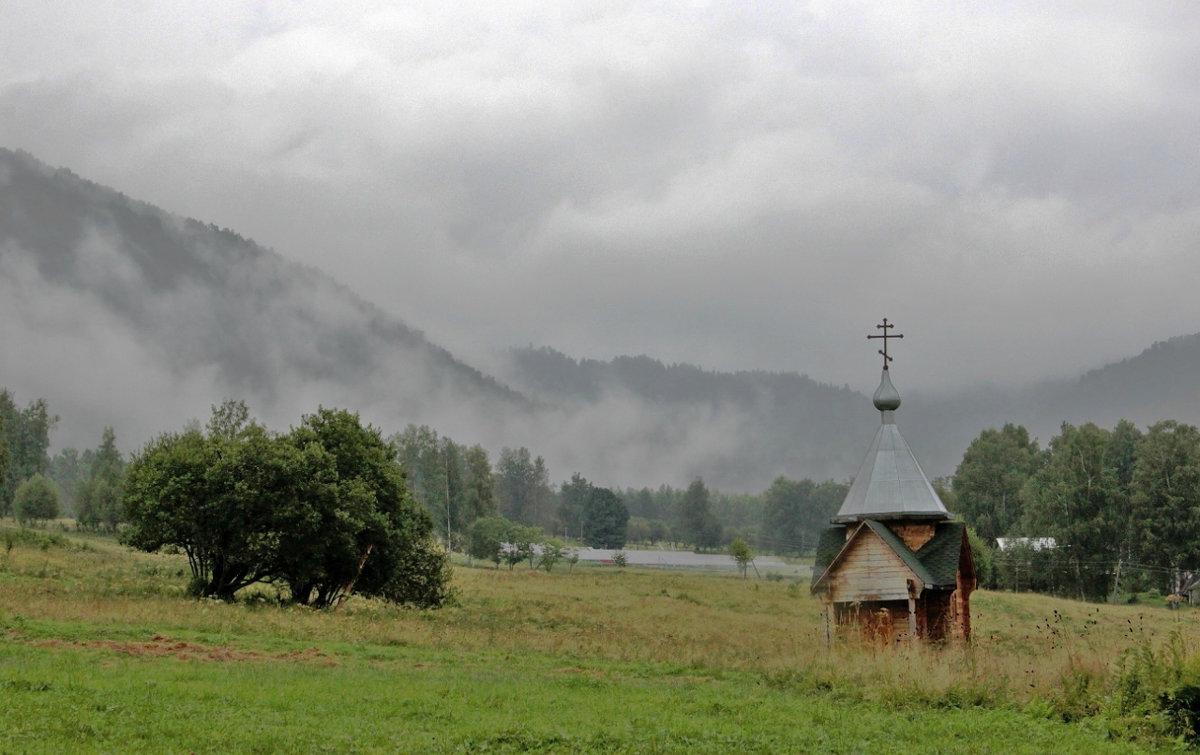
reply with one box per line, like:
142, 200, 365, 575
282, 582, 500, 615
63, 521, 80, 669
2, 3, 1199, 486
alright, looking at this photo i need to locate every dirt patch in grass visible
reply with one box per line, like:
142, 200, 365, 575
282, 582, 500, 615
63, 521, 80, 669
32, 634, 338, 665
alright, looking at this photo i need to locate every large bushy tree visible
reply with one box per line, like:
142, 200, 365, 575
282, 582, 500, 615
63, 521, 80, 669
952, 423, 1042, 544
286, 408, 453, 608
123, 421, 294, 599
122, 403, 452, 607
1019, 423, 1125, 600
1130, 421, 1200, 587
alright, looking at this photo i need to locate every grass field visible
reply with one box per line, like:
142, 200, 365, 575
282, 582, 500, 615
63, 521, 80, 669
3, 523, 1199, 753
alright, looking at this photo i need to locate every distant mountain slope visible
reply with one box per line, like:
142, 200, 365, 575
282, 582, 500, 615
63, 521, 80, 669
501, 346, 883, 486
877, 334, 1200, 479
3, 147, 1198, 492
1063, 334, 1200, 425
0, 147, 869, 490
0, 148, 529, 448
505, 335, 1200, 485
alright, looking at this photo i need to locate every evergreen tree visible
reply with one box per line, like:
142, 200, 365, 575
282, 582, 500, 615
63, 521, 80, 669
76, 427, 126, 531
559, 473, 592, 541
49, 447, 84, 516
460, 445, 496, 523
761, 476, 816, 555
678, 478, 721, 550
0, 391, 57, 515
582, 486, 628, 549
494, 447, 551, 527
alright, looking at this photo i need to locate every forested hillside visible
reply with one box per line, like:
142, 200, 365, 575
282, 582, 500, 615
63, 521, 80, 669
500, 347, 873, 486
503, 337, 1200, 482
0, 148, 530, 450
4, 147, 1200, 491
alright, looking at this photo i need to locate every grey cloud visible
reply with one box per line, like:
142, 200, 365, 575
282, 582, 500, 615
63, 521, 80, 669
2, 2, 1199, 399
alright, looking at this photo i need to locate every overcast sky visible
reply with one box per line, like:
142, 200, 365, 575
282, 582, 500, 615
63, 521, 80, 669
2, 1, 1198, 395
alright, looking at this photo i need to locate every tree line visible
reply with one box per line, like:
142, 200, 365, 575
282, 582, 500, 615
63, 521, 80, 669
1, 391, 453, 608
392, 422, 850, 557
949, 419, 1200, 601
4, 388, 852, 567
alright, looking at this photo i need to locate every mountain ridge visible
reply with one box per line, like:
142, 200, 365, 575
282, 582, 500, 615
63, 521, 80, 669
3, 146, 1198, 491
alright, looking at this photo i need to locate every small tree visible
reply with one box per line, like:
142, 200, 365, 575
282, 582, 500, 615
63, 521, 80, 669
502, 542, 525, 571
14, 474, 59, 527
467, 516, 511, 568
511, 525, 542, 570
611, 551, 628, 568
729, 537, 753, 579
538, 538, 565, 572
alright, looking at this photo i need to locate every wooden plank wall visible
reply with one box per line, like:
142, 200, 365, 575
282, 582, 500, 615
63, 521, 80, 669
828, 531, 917, 602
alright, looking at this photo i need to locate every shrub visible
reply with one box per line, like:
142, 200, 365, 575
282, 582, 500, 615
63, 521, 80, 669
14, 474, 59, 527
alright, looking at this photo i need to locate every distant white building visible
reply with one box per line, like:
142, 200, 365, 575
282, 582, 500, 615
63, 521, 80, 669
995, 537, 1056, 552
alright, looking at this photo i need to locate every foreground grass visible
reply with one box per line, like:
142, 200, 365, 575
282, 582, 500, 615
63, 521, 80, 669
1, 525, 1197, 752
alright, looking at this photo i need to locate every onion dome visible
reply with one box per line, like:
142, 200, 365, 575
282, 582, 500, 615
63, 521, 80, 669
873, 367, 901, 413
830, 319, 950, 524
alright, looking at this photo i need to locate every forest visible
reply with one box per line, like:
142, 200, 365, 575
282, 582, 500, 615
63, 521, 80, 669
5, 383, 1200, 604
949, 419, 1200, 601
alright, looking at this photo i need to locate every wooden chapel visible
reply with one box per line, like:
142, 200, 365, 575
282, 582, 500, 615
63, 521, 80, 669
810, 320, 975, 643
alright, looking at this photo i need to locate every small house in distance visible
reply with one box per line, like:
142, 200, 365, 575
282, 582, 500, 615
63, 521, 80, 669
811, 320, 975, 643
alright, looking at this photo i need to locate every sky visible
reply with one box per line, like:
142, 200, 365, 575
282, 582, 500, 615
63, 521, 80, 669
2, 1, 1198, 397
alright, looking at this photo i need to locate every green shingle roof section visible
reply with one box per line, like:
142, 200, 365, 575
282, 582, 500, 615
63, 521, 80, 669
811, 526, 847, 588
860, 520, 932, 585
914, 521, 969, 588
812, 521, 968, 594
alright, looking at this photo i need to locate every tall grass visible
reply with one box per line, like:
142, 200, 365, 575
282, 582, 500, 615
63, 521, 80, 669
3, 522, 1199, 749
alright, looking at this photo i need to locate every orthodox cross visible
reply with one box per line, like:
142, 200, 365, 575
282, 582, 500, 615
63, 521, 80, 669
867, 318, 903, 368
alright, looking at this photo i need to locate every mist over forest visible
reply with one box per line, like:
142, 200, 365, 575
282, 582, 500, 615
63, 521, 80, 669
3, 147, 1200, 491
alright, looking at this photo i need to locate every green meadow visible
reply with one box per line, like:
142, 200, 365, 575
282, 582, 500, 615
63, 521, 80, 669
2, 524, 1198, 753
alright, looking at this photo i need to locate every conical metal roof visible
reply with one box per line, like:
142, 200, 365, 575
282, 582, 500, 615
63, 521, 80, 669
831, 367, 950, 524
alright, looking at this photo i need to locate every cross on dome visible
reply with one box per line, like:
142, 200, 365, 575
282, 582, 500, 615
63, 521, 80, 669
867, 318, 903, 369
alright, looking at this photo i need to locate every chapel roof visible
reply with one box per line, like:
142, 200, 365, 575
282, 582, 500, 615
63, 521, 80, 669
811, 520, 968, 592
830, 320, 950, 524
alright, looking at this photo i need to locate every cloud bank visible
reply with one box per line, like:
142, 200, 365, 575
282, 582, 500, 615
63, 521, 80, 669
2, 2, 1199, 396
